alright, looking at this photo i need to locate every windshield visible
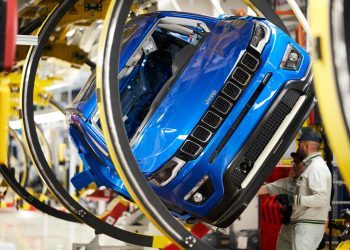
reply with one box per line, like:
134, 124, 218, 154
121, 16, 143, 48
72, 20, 139, 106
93, 20, 208, 138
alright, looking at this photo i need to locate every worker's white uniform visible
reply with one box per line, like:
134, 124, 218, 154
290, 152, 332, 250
267, 152, 332, 250
266, 175, 296, 250
276, 224, 292, 250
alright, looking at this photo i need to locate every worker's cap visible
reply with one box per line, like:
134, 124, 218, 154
297, 131, 322, 143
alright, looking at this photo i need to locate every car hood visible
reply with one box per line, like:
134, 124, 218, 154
131, 19, 254, 174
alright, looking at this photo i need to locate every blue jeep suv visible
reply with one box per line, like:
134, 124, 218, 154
66, 11, 314, 227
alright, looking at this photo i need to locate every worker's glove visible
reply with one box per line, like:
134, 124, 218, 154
275, 194, 293, 206
280, 205, 292, 225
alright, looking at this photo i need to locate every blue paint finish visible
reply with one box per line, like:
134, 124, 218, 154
153, 25, 311, 218
67, 11, 311, 220
69, 121, 131, 199
71, 82, 97, 119
132, 19, 253, 174
119, 16, 159, 88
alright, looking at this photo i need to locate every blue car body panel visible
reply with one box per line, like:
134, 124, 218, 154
67, 11, 313, 225
151, 28, 311, 217
132, 19, 254, 174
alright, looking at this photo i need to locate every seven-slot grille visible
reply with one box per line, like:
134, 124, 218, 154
192, 126, 212, 143
241, 53, 260, 71
175, 48, 261, 160
212, 97, 233, 115
232, 67, 251, 86
202, 111, 222, 129
181, 140, 202, 157
222, 81, 241, 100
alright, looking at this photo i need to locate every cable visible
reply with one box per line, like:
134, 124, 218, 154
49, 98, 65, 115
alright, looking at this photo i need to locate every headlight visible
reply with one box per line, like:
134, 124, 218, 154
147, 157, 186, 186
250, 22, 271, 53
280, 44, 302, 70
251, 25, 266, 47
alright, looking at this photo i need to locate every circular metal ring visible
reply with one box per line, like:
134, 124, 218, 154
96, 0, 211, 249
310, 0, 350, 189
0, 111, 78, 222
20, 1, 168, 248
97, 0, 297, 248
8, 127, 30, 187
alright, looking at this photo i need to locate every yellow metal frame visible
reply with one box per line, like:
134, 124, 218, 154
97, 0, 301, 247
96, 1, 179, 248
1, 69, 57, 202
310, 0, 350, 190
0, 71, 56, 119
0, 85, 10, 165
16, 2, 173, 248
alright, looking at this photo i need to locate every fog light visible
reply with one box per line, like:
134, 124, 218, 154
289, 52, 299, 62
193, 192, 203, 203
239, 158, 253, 174
184, 175, 214, 205
280, 44, 302, 70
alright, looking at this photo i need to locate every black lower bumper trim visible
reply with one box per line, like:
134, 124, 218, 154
203, 72, 314, 227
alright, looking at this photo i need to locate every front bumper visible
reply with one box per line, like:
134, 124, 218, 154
202, 69, 314, 227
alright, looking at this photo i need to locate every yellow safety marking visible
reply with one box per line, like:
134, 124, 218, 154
310, 0, 350, 190
58, 143, 67, 163
97, 210, 111, 220
118, 196, 130, 206
39, 194, 48, 202
23, 202, 31, 210
152, 235, 172, 248
152, 223, 196, 248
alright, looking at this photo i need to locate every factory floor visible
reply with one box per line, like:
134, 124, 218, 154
0, 208, 147, 250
